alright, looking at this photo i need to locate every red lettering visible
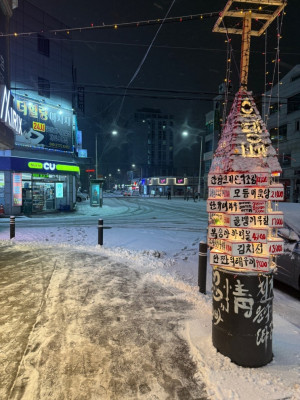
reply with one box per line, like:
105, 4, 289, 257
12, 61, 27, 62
256, 260, 268, 269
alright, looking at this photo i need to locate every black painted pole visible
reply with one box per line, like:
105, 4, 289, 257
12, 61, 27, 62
10, 216, 15, 239
98, 218, 103, 245
198, 241, 208, 294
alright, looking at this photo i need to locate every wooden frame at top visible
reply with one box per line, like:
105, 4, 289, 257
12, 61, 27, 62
213, 0, 287, 37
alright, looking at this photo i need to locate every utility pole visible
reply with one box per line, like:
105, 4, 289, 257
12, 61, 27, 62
198, 136, 203, 194
95, 134, 98, 178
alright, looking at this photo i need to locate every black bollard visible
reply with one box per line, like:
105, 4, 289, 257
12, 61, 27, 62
98, 218, 103, 245
10, 216, 15, 239
198, 241, 208, 294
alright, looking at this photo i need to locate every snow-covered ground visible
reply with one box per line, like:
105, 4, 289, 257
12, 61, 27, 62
0, 198, 299, 400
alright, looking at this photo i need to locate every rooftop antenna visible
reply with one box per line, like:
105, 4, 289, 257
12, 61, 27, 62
213, 0, 287, 91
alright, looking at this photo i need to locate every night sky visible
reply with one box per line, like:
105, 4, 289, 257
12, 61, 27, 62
25, 0, 300, 174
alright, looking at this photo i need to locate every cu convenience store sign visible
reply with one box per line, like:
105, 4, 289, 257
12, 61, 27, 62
28, 161, 79, 173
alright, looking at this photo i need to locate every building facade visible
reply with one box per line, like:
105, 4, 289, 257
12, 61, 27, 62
0, 0, 81, 215
265, 65, 300, 202
0, 0, 17, 149
134, 108, 174, 178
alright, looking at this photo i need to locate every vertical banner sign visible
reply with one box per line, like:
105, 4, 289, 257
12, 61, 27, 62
13, 173, 22, 206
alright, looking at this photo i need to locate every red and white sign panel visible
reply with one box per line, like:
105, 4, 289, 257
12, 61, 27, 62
210, 250, 271, 272
208, 185, 284, 201
207, 200, 266, 214
208, 173, 269, 187
208, 238, 284, 256
208, 212, 284, 228
208, 227, 269, 243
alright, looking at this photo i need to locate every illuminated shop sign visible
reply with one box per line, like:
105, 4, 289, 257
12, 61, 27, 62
13, 173, 22, 206
208, 238, 284, 256
208, 173, 269, 186
207, 200, 267, 214
28, 161, 79, 173
14, 94, 73, 151
208, 227, 270, 243
159, 177, 167, 184
0, 85, 23, 135
208, 185, 284, 201
209, 212, 284, 228
210, 249, 271, 272
176, 177, 185, 184
32, 173, 49, 178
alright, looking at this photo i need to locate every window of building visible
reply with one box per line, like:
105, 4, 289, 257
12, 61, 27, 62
280, 153, 291, 167
270, 124, 287, 143
37, 34, 50, 57
206, 122, 214, 134
269, 102, 282, 115
296, 120, 300, 131
291, 74, 300, 83
287, 93, 300, 114
204, 160, 212, 173
205, 140, 213, 152
38, 77, 50, 98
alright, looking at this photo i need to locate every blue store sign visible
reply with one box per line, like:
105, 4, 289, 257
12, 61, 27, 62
0, 157, 79, 174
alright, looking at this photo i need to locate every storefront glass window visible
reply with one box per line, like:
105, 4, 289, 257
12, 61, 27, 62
21, 173, 69, 213
0, 172, 4, 205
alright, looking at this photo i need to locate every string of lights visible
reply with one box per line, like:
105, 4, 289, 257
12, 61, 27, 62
264, 11, 285, 125
0, 11, 220, 38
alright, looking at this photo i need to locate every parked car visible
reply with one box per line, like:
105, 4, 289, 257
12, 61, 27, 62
276, 227, 300, 291
76, 190, 89, 202
123, 191, 131, 196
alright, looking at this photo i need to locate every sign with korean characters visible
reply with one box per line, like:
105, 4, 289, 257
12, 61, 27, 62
209, 212, 284, 228
13, 94, 74, 152
208, 173, 269, 187
208, 227, 270, 243
208, 185, 284, 201
210, 250, 271, 272
208, 238, 284, 256
207, 200, 266, 214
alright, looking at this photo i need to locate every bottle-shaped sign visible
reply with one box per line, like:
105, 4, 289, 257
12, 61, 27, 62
207, 90, 284, 273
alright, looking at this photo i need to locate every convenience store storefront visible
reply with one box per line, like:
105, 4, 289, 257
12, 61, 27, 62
0, 156, 80, 215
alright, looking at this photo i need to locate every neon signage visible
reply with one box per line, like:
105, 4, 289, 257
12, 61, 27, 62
0, 85, 23, 135
28, 161, 79, 173
240, 98, 267, 158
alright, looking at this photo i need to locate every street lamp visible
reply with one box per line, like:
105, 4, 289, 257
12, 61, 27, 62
181, 130, 204, 196
95, 130, 118, 178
